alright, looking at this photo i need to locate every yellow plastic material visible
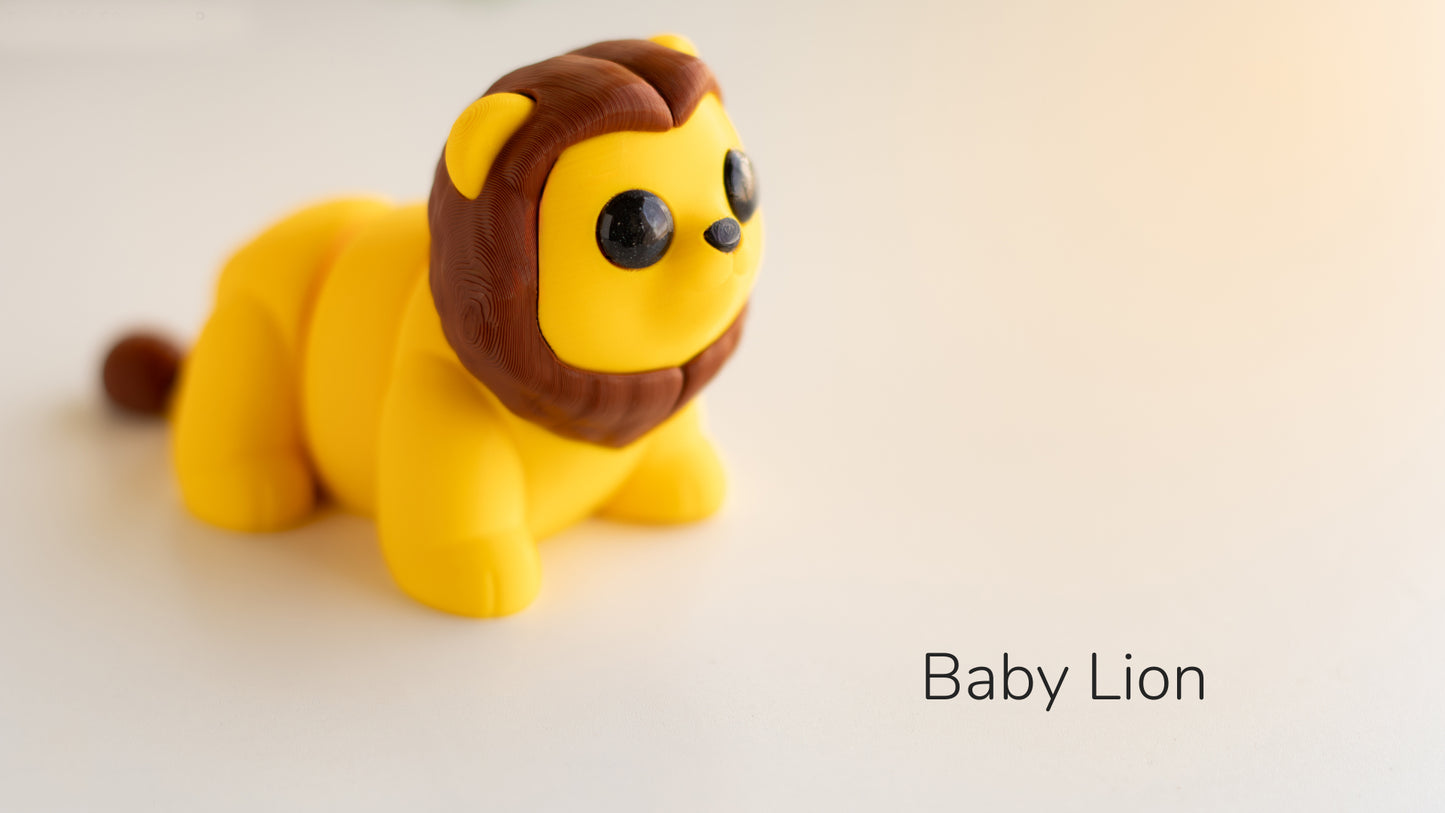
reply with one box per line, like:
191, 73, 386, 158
172, 198, 393, 533
166, 40, 761, 617
649, 32, 700, 56
538, 94, 762, 372
444, 93, 535, 200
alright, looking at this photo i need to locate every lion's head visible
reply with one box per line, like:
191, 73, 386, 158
428, 36, 762, 447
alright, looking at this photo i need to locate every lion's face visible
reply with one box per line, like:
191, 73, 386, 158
536, 93, 762, 374
430, 37, 753, 446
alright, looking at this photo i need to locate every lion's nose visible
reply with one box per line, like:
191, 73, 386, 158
703, 217, 742, 253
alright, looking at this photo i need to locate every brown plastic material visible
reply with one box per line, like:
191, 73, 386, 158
428, 39, 744, 448
102, 332, 182, 416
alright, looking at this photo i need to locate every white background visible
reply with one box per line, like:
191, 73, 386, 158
2, 0, 1444, 809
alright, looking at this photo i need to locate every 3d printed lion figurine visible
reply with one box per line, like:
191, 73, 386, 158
101, 34, 762, 617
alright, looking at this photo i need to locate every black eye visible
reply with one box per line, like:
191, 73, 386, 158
723, 149, 758, 223
596, 190, 674, 269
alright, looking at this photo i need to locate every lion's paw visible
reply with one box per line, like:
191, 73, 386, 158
386, 529, 541, 617
179, 453, 316, 533
600, 442, 727, 525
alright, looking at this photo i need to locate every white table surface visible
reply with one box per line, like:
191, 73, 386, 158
2, 0, 1443, 809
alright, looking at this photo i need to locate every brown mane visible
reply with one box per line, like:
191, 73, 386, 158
427, 39, 745, 448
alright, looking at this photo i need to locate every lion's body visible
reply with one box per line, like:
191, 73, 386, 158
116, 36, 758, 617
300, 200, 660, 534
172, 198, 724, 614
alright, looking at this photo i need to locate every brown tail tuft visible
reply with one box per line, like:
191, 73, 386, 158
102, 332, 183, 416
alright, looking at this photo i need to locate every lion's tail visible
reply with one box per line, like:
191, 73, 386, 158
101, 332, 183, 416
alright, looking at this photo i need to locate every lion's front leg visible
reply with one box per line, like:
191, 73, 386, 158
377, 352, 540, 617
599, 402, 727, 525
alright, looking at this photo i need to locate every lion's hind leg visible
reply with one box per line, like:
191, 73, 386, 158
172, 295, 317, 532
169, 198, 391, 532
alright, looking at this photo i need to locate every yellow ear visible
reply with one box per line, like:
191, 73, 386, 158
649, 33, 699, 57
444, 92, 535, 199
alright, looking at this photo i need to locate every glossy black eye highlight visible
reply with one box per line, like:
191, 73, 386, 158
723, 149, 758, 223
596, 190, 674, 269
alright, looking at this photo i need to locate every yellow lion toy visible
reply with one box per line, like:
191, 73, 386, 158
101, 35, 762, 617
